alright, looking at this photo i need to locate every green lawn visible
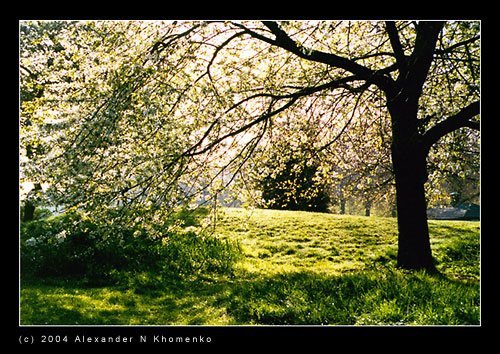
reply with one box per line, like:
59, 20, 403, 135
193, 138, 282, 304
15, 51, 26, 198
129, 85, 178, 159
20, 208, 480, 325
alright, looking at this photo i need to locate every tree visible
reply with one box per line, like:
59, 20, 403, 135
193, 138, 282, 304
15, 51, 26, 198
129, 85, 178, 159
426, 127, 480, 207
20, 21, 195, 228
20, 20, 480, 272
220, 21, 479, 271
253, 144, 331, 213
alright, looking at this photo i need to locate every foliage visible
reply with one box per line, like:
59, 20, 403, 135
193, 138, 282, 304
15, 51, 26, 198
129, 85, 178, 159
20, 20, 479, 276
20, 20, 479, 225
21, 209, 241, 283
254, 148, 330, 212
20, 21, 196, 229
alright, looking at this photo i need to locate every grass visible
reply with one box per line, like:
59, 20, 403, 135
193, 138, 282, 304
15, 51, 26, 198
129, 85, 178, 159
20, 208, 480, 325
21, 275, 235, 325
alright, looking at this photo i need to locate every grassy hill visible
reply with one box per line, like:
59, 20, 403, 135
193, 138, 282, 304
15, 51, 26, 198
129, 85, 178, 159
20, 208, 480, 325
218, 208, 479, 280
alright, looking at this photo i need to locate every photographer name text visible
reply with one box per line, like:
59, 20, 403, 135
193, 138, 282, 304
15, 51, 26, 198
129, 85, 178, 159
19, 334, 212, 344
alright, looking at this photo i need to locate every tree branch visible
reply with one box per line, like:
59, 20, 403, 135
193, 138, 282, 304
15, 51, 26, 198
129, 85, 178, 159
402, 22, 444, 98
262, 22, 371, 77
244, 21, 394, 93
180, 72, 371, 161
183, 96, 299, 158
225, 74, 364, 114
435, 35, 480, 55
150, 23, 202, 55
316, 90, 365, 153
385, 21, 407, 72
20, 64, 36, 79
422, 100, 480, 153
206, 30, 247, 81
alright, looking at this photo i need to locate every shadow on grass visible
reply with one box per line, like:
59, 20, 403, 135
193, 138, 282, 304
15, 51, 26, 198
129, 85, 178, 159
20, 267, 480, 326
227, 269, 479, 325
21, 275, 235, 325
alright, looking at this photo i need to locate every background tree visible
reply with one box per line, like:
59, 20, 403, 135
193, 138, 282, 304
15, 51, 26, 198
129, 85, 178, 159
252, 141, 331, 213
20, 20, 479, 272
426, 128, 480, 207
325, 89, 395, 216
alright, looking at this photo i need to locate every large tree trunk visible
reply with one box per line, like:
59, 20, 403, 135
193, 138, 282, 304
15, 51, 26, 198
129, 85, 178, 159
392, 150, 436, 272
389, 99, 437, 273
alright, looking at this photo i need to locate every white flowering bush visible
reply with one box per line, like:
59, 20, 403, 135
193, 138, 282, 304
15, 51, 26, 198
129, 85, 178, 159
21, 214, 108, 278
21, 210, 241, 282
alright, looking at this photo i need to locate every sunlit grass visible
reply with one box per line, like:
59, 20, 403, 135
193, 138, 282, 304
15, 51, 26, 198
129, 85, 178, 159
20, 207, 480, 325
217, 208, 398, 276
21, 276, 238, 325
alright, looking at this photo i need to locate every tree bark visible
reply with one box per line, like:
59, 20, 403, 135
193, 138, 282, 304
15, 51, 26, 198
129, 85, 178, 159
22, 201, 35, 222
22, 183, 42, 222
340, 199, 346, 214
392, 149, 436, 272
389, 98, 437, 273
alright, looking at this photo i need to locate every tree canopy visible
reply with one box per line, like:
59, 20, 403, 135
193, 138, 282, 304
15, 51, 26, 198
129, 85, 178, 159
20, 20, 479, 270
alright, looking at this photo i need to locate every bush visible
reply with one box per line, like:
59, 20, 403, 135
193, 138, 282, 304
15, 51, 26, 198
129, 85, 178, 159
256, 155, 330, 213
22, 214, 123, 280
21, 211, 241, 283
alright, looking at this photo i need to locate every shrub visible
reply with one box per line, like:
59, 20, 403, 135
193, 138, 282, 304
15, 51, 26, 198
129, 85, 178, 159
21, 210, 241, 283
